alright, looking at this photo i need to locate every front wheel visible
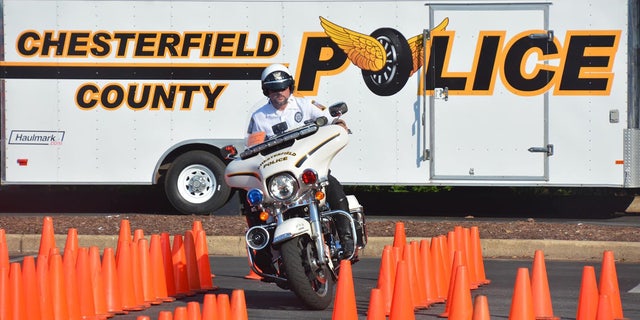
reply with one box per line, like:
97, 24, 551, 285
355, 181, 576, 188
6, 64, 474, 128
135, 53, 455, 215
164, 150, 231, 214
281, 236, 334, 310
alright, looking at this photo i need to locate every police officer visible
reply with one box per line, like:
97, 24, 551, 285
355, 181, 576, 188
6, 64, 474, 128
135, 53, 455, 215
245, 63, 354, 257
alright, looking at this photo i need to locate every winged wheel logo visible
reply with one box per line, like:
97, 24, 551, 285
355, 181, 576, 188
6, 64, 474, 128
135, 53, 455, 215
319, 16, 449, 96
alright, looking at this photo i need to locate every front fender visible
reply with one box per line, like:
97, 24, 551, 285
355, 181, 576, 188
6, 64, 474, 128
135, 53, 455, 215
272, 217, 312, 245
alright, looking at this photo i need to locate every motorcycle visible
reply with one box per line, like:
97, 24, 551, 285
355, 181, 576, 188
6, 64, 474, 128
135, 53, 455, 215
222, 102, 367, 310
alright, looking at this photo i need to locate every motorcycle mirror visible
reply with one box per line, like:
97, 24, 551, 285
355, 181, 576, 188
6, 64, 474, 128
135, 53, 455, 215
329, 102, 348, 117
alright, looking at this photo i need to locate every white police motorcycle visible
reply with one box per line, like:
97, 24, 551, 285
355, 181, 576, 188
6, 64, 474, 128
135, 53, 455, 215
222, 102, 367, 310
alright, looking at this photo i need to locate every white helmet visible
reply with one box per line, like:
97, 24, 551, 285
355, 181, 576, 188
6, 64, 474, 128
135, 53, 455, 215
261, 63, 294, 96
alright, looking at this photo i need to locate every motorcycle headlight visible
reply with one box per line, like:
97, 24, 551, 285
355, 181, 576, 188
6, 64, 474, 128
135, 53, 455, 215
268, 173, 298, 201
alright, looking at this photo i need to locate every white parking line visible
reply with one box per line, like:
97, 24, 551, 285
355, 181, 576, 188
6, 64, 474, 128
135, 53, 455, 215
629, 283, 640, 293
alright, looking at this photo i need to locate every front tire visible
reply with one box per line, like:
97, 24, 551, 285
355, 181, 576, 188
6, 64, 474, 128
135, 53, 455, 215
164, 150, 231, 214
281, 236, 334, 310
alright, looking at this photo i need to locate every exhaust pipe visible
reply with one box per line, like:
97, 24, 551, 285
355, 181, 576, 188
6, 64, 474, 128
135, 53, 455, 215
246, 226, 270, 250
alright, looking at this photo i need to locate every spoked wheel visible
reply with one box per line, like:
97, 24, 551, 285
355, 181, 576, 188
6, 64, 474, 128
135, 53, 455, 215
280, 236, 334, 310
361, 27, 412, 96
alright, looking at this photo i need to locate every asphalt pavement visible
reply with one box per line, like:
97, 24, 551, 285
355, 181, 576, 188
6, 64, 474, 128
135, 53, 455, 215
49, 256, 637, 320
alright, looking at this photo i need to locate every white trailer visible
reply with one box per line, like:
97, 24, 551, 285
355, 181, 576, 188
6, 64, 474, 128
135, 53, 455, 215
1, 0, 638, 214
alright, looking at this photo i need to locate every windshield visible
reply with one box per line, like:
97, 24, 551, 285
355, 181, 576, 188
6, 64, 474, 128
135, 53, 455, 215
239, 121, 319, 160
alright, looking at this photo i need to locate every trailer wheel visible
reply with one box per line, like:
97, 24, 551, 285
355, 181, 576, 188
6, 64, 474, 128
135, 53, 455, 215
362, 28, 412, 96
164, 150, 231, 214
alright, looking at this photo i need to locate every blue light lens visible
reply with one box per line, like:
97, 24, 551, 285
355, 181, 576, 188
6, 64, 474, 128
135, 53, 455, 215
247, 189, 263, 205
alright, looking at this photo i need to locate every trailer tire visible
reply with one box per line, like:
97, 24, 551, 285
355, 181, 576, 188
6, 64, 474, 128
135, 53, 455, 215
164, 150, 231, 214
362, 28, 412, 96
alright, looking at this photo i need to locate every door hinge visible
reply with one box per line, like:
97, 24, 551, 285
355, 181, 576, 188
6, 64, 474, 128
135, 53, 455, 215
423, 149, 431, 161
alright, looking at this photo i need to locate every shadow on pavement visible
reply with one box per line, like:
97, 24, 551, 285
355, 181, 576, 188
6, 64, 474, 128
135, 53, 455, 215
0, 185, 635, 219
351, 187, 635, 219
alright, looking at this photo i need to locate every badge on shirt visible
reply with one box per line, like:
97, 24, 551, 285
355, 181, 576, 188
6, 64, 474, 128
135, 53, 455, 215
294, 111, 303, 123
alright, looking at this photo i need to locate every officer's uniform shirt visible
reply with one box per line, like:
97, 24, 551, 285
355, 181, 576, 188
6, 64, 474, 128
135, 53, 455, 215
247, 96, 334, 138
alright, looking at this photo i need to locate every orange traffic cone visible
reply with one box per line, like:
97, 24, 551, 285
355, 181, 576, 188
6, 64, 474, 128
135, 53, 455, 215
410, 241, 429, 308
63, 228, 79, 265
138, 238, 162, 305
451, 228, 463, 265
509, 267, 535, 320
115, 219, 132, 262
430, 236, 449, 300
599, 250, 624, 319
116, 241, 144, 311
438, 234, 452, 285
101, 247, 127, 315
89, 246, 113, 318
195, 230, 217, 290
49, 253, 70, 320
470, 226, 490, 285
192, 220, 203, 233
0, 229, 8, 271
596, 293, 614, 320
531, 250, 559, 320
21, 256, 42, 320
173, 306, 188, 320
377, 245, 396, 315
231, 289, 249, 320
172, 234, 192, 297
184, 230, 202, 293
0, 266, 11, 320
63, 247, 82, 320
186, 301, 201, 320
420, 239, 442, 305
133, 229, 145, 243
366, 288, 385, 320
149, 234, 175, 302
389, 260, 415, 320
440, 250, 464, 318
401, 244, 419, 310
244, 254, 263, 280
462, 227, 480, 287
403, 242, 426, 309
447, 231, 457, 275
130, 240, 151, 310
472, 295, 491, 320
448, 265, 473, 320
160, 232, 177, 297
217, 294, 232, 320
76, 247, 98, 320
576, 265, 599, 320
392, 222, 407, 249
39, 216, 57, 258
202, 294, 217, 319
36, 253, 55, 319
158, 310, 173, 320
9, 263, 26, 320
332, 259, 358, 320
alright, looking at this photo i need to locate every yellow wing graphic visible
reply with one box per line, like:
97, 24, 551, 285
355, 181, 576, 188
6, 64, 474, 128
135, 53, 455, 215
319, 16, 386, 72
407, 17, 449, 76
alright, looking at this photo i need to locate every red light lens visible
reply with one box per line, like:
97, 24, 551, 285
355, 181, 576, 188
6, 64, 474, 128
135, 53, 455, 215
301, 169, 317, 185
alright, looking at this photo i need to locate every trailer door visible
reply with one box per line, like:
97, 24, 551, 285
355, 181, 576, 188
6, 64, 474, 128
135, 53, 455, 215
426, 4, 551, 182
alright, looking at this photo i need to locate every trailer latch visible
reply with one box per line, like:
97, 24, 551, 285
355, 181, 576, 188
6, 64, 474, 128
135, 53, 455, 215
528, 144, 554, 156
435, 87, 449, 101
